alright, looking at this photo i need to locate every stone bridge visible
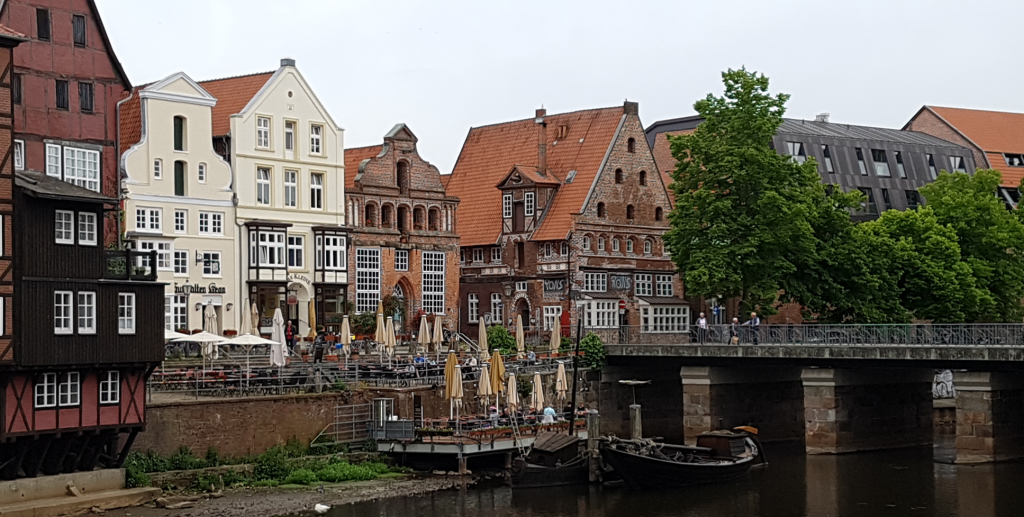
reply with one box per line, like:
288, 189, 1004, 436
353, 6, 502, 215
587, 324, 1024, 464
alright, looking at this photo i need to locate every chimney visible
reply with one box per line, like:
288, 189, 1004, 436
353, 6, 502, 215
280, 58, 296, 67
536, 108, 547, 176
623, 100, 639, 116
815, 113, 830, 123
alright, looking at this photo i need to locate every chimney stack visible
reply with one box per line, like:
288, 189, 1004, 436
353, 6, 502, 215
280, 58, 296, 67
536, 108, 547, 176
815, 113, 830, 123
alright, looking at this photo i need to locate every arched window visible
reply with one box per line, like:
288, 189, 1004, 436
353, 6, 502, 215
381, 204, 394, 227
615, 169, 623, 184
596, 202, 606, 218
597, 237, 605, 252
639, 170, 647, 186
397, 161, 410, 195
397, 206, 409, 231
655, 207, 663, 221
626, 239, 634, 253
173, 116, 187, 151
626, 205, 635, 219
364, 203, 379, 227
413, 206, 425, 230
428, 207, 440, 231
644, 239, 652, 255
173, 161, 186, 196
583, 235, 591, 251
627, 138, 636, 153
612, 238, 619, 252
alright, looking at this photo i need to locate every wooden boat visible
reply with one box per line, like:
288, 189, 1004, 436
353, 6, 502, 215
510, 431, 589, 488
600, 429, 765, 490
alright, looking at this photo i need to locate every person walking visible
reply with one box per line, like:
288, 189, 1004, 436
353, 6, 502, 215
312, 325, 326, 363
742, 312, 761, 345
729, 317, 740, 345
285, 321, 296, 356
696, 312, 708, 344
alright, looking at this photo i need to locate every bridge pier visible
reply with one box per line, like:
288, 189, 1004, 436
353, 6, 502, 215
680, 366, 804, 444
802, 368, 933, 454
952, 371, 1024, 463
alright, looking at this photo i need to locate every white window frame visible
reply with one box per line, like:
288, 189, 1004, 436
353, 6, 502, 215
288, 235, 304, 269
197, 162, 206, 183
635, 274, 653, 296
612, 239, 619, 253
64, 146, 100, 192
149, 241, 172, 271
174, 210, 187, 233
561, 243, 568, 256
950, 156, 966, 173
524, 191, 535, 216
99, 371, 120, 404
310, 124, 323, 155
35, 373, 57, 408
473, 248, 483, 263
202, 251, 221, 277
641, 305, 689, 333
543, 306, 562, 331
173, 249, 188, 275
118, 293, 135, 334
395, 249, 409, 271
502, 193, 512, 218
321, 235, 346, 271
583, 236, 591, 251
77, 291, 96, 334
644, 240, 653, 255
153, 158, 162, 179
490, 293, 502, 323
13, 139, 23, 170
626, 239, 634, 253
581, 301, 617, 328
422, 251, 445, 314
77, 212, 96, 246
254, 231, 286, 267
655, 275, 674, 297
491, 247, 502, 263
54, 291, 72, 334
597, 237, 605, 252
135, 207, 162, 233
45, 144, 61, 178
284, 121, 295, 151
583, 273, 607, 292
310, 173, 323, 209
516, 281, 527, 292
356, 248, 381, 313
256, 116, 271, 149
284, 169, 297, 208
166, 294, 187, 331
198, 211, 223, 236
544, 243, 553, 257
786, 141, 806, 164
257, 167, 271, 206
55, 210, 74, 244
58, 372, 80, 406
468, 294, 479, 323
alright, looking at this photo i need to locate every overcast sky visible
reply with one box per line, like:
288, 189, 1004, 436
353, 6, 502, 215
97, 0, 1024, 174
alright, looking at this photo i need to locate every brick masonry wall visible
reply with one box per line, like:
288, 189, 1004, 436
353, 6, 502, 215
136, 392, 368, 457
805, 382, 932, 454
905, 109, 990, 170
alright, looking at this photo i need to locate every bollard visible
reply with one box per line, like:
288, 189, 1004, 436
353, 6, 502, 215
586, 409, 601, 482
629, 404, 642, 440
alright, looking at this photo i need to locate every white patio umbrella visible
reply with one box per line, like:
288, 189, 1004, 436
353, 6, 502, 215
515, 315, 525, 360
477, 364, 493, 412
384, 316, 397, 365
164, 329, 189, 341
431, 318, 445, 361
506, 374, 519, 412
374, 303, 386, 361
221, 333, 278, 384
270, 308, 287, 367
172, 331, 227, 373
204, 305, 220, 359
478, 321, 489, 360
451, 365, 464, 432
530, 372, 544, 411
417, 317, 431, 355
250, 302, 260, 336
339, 315, 352, 366
549, 323, 561, 353
238, 300, 253, 336
555, 363, 568, 404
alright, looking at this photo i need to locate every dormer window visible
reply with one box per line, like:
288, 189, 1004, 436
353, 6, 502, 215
502, 193, 512, 218
524, 192, 535, 216
786, 142, 806, 164
949, 156, 967, 173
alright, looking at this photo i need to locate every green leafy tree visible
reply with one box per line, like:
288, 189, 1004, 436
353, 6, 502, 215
579, 332, 606, 371
486, 325, 517, 355
919, 169, 1024, 322
664, 68, 821, 314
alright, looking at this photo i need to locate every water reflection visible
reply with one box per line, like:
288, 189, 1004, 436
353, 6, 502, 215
330, 443, 1024, 517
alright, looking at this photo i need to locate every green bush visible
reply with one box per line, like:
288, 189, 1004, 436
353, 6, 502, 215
487, 325, 517, 355
168, 447, 207, 471
579, 332, 606, 371
559, 336, 573, 353
123, 451, 169, 474
205, 446, 221, 467
192, 473, 220, 492
253, 447, 290, 481
282, 438, 309, 458
314, 462, 376, 483
125, 467, 151, 489
283, 468, 318, 485
252, 479, 279, 488
221, 470, 249, 487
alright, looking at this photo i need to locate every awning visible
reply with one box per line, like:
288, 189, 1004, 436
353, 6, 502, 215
638, 297, 688, 305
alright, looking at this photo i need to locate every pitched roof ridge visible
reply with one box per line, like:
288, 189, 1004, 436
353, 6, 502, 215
928, 105, 1024, 117
467, 105, 623, 132
345, 144, 383, 152
197, 70, 275, 85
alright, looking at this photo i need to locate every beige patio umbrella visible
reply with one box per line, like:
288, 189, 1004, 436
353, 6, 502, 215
417, 317, 431, 355
549, 322, 561, 353
515, 315, 525, 360
339, 315, 351, 356
374, 302, 386, 344
478, 320, 489, 359
307, 299, 317, 339
530, 372, 544, 411
555, 363, 568, 404
506, 374, 519, 411
203, 305, 220, 360
270, 308, 287, 367
384, 316, 397, 363
250, 302, 260, 336
238, 300, 253, 336
431, 317, 445, 359
444, 350, 460, 418
477, 364, 493, 410
489, 350, 506, 397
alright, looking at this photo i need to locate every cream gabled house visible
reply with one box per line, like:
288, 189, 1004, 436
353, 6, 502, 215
119, 72, 238, 333
209, 59, 347, 336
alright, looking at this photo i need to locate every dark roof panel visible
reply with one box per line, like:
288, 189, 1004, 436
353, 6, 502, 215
777, 119, 964, 148
16, 170, 117, 204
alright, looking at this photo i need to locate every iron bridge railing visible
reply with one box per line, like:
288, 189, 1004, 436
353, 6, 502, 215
588, 324, 1024, 347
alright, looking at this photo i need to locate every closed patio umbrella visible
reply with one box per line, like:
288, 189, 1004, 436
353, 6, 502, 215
270, 308, 287, 367
374, 302, 386, 344
478, 321, 489, 359
238, 300, 253, 336
250, 302, 260, 336
477, 364, 493, 410
385, 316, 397, 363
555, 363, 568, 404
515, 315, 525, 360
506, 374, 519, 412
418, 317, 431, 354
432, 317, 445, 360
489, 351, 505, 397
444, 350, 459, 418
204, 304, 219, 359
339, 315, 352, 363
307, 299, 317, 339
530, 372, 544, 411
549, 323, 561, 353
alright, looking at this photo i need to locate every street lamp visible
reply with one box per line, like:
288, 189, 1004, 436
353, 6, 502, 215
181, 279, 192, 332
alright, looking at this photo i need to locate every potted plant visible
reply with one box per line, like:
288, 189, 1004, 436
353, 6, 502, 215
224, 329, 237, 337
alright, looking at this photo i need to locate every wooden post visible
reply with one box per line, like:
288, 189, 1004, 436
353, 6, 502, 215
586, 409, 600, 482
629, 404, 642, 440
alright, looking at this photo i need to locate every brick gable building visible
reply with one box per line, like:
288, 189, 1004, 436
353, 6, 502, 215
343, 124, 459, 335
447, 102, 683, 342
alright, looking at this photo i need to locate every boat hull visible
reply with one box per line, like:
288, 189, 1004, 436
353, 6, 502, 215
600, 445, 755, 490
510, 457, 589, 488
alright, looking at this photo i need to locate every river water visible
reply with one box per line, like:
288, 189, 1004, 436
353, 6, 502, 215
328, 442, 1024, 517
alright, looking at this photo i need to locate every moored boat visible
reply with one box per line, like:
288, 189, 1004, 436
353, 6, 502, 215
510, 431, 590, 488
600, 428, 765, 490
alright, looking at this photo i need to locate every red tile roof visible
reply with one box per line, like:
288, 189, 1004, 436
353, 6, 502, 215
928, 106, 1024, 187
439, 174, 451, 189
0, 24, 26, 40
649, 128, 694, 190
343, 145, 383, 191
118, 87, 142, 157
198, 72, 274, 137
446, 106, 625, 246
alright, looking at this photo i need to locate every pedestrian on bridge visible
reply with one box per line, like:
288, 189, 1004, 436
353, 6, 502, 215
729, 318, 740, 345
696, 312, 708, 344
743, 312, 761, 345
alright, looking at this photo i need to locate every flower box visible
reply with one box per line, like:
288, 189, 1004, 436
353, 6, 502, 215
224, 330, 237, 337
